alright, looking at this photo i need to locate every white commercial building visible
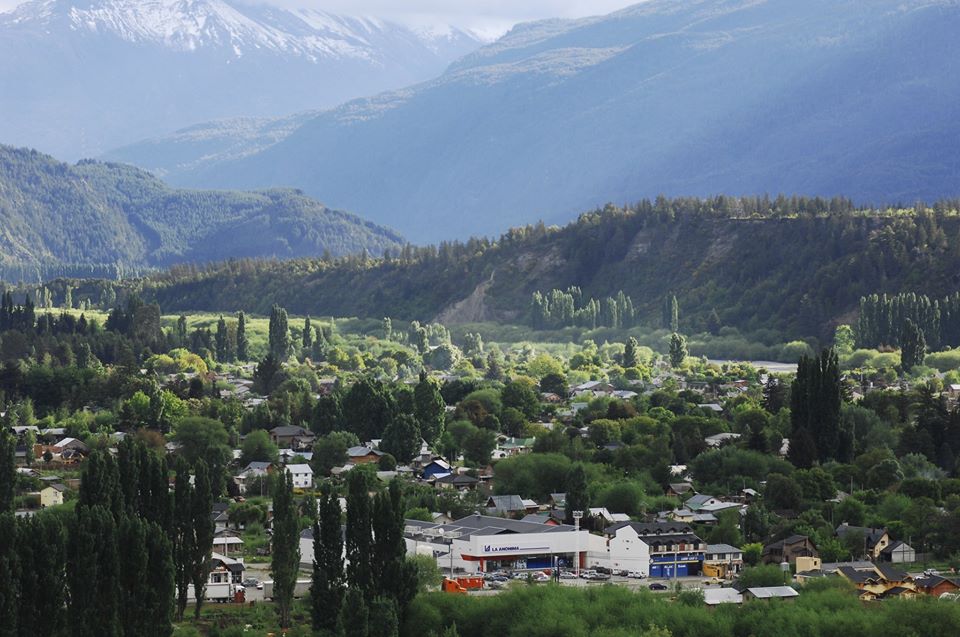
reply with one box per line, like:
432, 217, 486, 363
404, 513, 595, 574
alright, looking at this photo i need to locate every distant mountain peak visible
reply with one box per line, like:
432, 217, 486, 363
0, 0, 483, 158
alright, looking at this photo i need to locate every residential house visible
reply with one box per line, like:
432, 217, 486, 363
347, 446, 383, 465
207, 552, 245, 585
704, 544, 744, 577
421, 459, 452, 480
434, 473, 479, 491
834, 524, 890, 560
485, 495, 532, 517
40, 483, 66, 508
285, 464, 314, 489
879, 541, 915, 564
234, 461, 273, 495
762, 535, 818, 565
836, 563, 915, 599
211, 502, 231, 533
269, 425, 315, 451
212, 530, 245, 557
666, 483, 694, 498
588, 507, 631, 526
684, 494, 722, 512
666, 509, 718, 525
914, 575, 960, 597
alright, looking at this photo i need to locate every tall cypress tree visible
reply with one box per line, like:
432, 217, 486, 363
271, 471, 300, 629
236, 311, 249, 361
346, 469, 373, 595
901, 318, 927, 371
312, 484, 344, 634
215, 315, 229, 362
119, 516, 150, 635
337, 589, 368, 637
144, 522, 175, 637
789, 349, 842, 466
190, 460, 214, 619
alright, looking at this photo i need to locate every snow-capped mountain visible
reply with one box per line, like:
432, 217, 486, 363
0, 0, 483, 158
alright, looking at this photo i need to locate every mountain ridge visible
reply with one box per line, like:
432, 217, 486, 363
107, 0, 960, 242
0, 144, 405, 279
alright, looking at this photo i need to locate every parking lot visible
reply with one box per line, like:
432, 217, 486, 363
475, 569, 729, 594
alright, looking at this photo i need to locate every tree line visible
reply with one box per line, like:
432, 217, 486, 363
530, 288, 637, 330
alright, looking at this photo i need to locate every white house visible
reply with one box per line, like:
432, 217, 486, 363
285, 464, 314, 489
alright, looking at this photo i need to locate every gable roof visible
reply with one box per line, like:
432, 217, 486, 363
604, 521, 695, 537
834, 524, 887, 549
270, 425, 311, 437
486, 495, 526, 512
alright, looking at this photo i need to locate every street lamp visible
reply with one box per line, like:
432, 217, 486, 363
573, 511, 583, 579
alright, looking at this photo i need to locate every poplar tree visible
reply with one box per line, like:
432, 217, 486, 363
346, 469, 373, 595
565, 464, 590, 525
303, 315, 313, 349
623, 337, 639, 368
0, 431, 14, 513
380, 414, 420, 465
191, 460, 214, 619
68, 506, 120, 637
236, 311, 249, 361
215, 315, 229, 361
312, 485, 344, 634
271, 471, 300, 629
34, 515, 66, 637
901, 318, 927, 371
269, 304, 291, 360
669, 333, 687, 368
172, 458, 194, 621
0, 514, 18, 637
337, 589, 368, 637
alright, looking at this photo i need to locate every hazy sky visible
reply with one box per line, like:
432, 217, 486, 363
0, 0, 642, 37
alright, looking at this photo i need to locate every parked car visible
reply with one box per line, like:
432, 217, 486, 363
533, 573, 551, 583
595, 566, 612, 574
579, 570, 597, 579
589, 573, 611, 581
486, 580, 505, 590
559, 571, 578, 580
648, 583, 668, 591
242, 578, 260, 588
628, 571, 645, 579
924, 569, 942, 577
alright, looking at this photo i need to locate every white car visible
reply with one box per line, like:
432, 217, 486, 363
559, 571, 577, 580
628, 571, 645, 579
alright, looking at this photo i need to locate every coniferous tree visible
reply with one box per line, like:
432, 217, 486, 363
143, 522, 175, 637
342, 378, 396, 442
190, 460, 214, 619
312, 484, 345, 634
176, 315, 188, 347
271, 471, 300, 629
119, 516, 150, 635
236, 311, 249, 361
346, 469, 373, 596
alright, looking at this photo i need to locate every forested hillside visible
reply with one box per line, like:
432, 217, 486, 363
0, 146, 404, 279
98, 197, 960, 341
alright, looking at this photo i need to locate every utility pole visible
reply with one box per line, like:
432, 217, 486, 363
573, 510, 583, 580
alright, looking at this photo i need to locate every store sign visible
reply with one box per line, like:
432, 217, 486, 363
483, 544, 550, 554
